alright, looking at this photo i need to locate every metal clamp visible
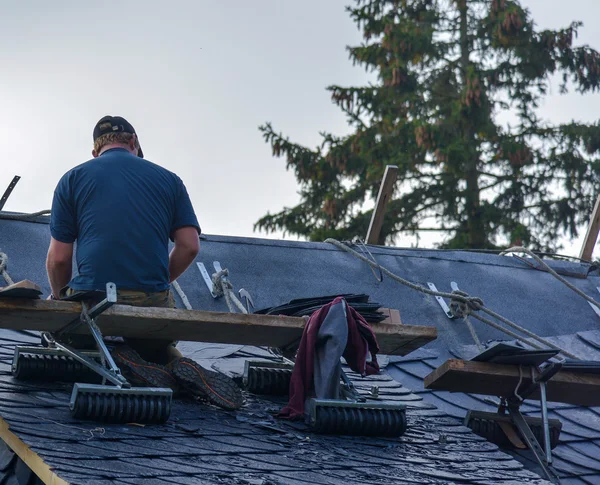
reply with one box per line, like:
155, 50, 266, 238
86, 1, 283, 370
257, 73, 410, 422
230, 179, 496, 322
54, 282, 117, 338
340, 370, 366, 402
238, 289, 254, 313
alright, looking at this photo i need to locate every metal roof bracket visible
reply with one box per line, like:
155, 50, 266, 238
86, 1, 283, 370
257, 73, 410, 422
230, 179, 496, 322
427, 282, 456, 319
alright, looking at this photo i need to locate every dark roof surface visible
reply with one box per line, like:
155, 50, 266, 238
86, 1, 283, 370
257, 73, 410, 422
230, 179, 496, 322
0, 330, 550, 485
3, 214, 600, 483
387, 332, 600, 485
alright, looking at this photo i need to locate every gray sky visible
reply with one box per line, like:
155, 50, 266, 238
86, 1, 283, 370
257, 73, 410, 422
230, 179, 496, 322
1, 1, 600, 256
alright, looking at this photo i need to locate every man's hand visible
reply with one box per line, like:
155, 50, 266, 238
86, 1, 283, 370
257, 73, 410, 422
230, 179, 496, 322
46, 237, 73, 298
169, 226, 200, 283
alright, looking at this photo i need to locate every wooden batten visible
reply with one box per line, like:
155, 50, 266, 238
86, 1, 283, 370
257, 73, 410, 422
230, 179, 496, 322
0, 300, 436, 356
0, 417, 68, 485
579, 194, 600, 261
366, 165, 398, 245
424, 359, 600, 407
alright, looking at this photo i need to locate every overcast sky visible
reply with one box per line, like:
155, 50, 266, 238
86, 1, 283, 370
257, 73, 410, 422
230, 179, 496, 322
1, 1, 599, 256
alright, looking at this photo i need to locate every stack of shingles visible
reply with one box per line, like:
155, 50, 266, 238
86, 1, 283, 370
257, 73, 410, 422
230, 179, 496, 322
255, 294, 387, 323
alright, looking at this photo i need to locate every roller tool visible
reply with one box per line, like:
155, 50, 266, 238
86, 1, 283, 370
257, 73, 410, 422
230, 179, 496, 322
307, 370, 407, 437
243, 359, 294, 395
12, 283, 173, 424
244, 357, 407, 437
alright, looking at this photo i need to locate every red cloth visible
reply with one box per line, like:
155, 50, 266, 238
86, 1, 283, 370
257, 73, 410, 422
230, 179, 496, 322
279, 297, 380, 419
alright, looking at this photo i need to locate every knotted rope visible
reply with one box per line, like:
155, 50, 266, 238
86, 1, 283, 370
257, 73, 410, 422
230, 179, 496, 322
212, 268, 247, 314
0, 252, 14, 286
450, 290, 484, 351
325, 238, 580, 360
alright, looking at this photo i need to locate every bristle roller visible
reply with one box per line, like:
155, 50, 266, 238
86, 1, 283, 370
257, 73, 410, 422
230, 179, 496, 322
13, 353, 101, 383
71, 392, 171, 424
311, 405, 407, 437
246, 367, 292, 395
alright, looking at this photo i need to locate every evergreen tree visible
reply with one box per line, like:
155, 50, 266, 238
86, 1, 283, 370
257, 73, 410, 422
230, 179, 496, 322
256, 0, 600, 250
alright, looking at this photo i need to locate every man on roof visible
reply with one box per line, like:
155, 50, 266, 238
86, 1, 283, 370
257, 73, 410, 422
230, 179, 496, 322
46, 115, 243, 410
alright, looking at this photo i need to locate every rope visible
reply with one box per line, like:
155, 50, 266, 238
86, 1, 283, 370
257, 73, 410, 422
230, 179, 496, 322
324, 238, 580, 360
501, 246, 600, 311
351, 237, 383, 282
211, 268, 247, 314
171, 281, 192, 310
0, 209, 50, 221
451, 289, 579, 359
464, 317, 483, 352
0, 252, 14, 286
43, 419, 105, 441
449, 285, 483, 351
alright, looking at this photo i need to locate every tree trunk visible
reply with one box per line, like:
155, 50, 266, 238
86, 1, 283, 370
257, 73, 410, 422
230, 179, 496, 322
459, 1, 486, 248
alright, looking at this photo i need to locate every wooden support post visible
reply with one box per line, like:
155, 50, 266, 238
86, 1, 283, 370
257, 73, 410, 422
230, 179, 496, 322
579, 194, 600, 261
366, 165, 398, 245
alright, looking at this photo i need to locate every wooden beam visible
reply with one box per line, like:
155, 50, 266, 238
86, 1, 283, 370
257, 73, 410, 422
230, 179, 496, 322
366, 165, 398, 245
0, 300, 436, 356
0, 416, 68, 485
0, 280, 42, 299
579, 193, 600, 261
424, 359, 600, 407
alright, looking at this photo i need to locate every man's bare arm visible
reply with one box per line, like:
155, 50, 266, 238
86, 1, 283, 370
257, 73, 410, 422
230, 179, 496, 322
169, 226, 200, 283
46, 237, 74, 298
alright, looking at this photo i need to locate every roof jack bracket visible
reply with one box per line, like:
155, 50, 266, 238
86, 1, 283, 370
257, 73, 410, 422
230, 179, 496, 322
427, 282, 455, 319
0, 175, 21, 211
13, 283, 173, 424
587, 287, 600, 318
47, 282, 127, 387
197, 262, 218, 298
504, 363, 562, 484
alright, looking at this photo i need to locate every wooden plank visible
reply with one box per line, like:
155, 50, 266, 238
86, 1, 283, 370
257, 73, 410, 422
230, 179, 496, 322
366, 165, 398, 245
0, 280, 42, 299
0, 416, 68, 485
579, 194, 600, 261
0, 300, 436, 356
379, 308, 401, 325
424, 359, 600, 407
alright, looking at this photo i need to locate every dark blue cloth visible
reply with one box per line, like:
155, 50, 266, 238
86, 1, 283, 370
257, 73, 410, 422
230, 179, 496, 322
50, 148, 200, 292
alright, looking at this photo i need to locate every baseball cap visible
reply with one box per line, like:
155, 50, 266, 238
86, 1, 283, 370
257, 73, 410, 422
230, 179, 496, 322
93, 115, 144, 158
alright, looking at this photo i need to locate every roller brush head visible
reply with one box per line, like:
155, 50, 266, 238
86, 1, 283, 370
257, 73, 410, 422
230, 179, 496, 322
70, 384, 172, 424
243, 361, 293, 396
12, 351, 102, 384
307, 399, 407, 437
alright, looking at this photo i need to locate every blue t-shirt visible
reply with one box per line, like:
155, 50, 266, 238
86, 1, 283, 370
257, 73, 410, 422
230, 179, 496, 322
50, 148, 200, 292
